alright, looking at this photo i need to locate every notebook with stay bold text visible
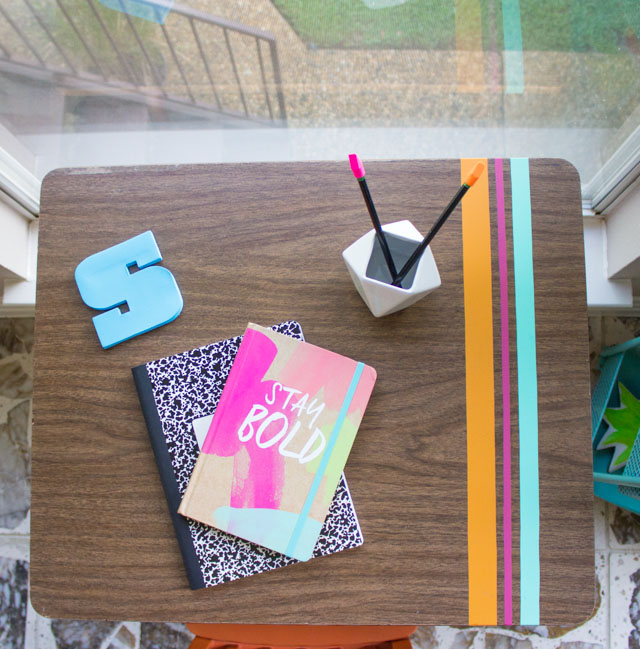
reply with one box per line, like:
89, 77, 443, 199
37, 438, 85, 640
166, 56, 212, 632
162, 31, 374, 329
179, 322, 377, 561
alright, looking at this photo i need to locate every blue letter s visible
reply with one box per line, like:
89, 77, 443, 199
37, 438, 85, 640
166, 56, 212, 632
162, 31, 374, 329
75, 231, 183, 349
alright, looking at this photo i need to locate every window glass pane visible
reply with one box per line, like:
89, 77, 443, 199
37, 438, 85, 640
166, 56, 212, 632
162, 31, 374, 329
0, 0, 638, 200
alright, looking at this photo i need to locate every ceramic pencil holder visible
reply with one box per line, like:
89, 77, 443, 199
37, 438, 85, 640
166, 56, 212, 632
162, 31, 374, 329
342, 220, 441, 318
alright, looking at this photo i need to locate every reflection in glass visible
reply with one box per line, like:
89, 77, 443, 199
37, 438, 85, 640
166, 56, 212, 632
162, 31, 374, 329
0, 0, 637, 195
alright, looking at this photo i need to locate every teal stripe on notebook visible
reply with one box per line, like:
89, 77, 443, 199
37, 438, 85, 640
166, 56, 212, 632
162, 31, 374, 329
511, 157, 540, 624
502, 0, 524, 93
285, 362, 365, 560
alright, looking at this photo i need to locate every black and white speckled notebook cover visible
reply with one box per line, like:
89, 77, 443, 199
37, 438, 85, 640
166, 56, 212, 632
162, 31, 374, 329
132, 321, 363, 589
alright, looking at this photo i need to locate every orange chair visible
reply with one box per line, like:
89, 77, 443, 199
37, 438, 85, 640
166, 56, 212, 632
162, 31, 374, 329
186, 625, 417, 649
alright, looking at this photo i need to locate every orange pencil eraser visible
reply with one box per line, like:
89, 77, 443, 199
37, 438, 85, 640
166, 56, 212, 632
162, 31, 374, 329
464, 162, 485, 187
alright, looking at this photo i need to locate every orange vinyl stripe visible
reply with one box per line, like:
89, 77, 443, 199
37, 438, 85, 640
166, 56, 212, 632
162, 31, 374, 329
461, 158, 498, 625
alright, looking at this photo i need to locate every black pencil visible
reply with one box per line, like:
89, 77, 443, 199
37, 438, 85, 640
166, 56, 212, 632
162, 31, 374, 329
392, 162, 485, 287
349, 154, 398, 282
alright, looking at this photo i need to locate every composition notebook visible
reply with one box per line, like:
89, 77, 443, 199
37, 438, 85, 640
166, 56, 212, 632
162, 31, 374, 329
179, 322, 377, 562
132, 321, 364, 589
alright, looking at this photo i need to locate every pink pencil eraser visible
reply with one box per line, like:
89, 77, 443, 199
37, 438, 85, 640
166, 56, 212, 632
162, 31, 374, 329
348, 153, 365, 179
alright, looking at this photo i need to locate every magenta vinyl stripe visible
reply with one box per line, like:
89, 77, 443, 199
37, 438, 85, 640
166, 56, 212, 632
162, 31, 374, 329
495, 158, 513, 624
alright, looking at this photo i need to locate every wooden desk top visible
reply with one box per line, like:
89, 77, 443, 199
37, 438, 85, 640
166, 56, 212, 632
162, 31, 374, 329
32, 159, 594, 625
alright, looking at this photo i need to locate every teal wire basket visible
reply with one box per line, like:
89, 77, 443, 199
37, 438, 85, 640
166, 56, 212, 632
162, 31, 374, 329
592, 336, 640, 512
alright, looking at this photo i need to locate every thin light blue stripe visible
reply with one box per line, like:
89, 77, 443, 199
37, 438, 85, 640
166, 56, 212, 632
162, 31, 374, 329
285, 362, 365, 559
511, 157, 540, 624
502, 0, 524, 93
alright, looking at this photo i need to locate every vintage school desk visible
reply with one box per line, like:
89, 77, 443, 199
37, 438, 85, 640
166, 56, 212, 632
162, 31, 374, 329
31, 160, 594, 626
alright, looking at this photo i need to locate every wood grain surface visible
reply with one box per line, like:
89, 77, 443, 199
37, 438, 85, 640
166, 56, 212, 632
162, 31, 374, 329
31, 160, 594, 624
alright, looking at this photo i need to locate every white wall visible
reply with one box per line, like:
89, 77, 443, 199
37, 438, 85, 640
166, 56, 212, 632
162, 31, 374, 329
583, 217, 633, 309
0, 195, 38, 316
0, 122, 39, 214
0, 124, 39, 316
606, 181, 640, 280
0, 196, 33, 280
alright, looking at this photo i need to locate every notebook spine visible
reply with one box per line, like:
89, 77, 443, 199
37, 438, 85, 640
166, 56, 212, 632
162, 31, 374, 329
131, 364, 206, 590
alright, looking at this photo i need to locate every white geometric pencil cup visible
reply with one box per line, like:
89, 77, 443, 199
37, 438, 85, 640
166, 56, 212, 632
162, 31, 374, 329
342, 219, 441, 318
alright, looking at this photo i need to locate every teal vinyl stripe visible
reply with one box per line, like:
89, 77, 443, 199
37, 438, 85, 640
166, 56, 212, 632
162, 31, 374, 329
502, 0, 524, 93
285, 362, 365, 559
511, 157, 540, 624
